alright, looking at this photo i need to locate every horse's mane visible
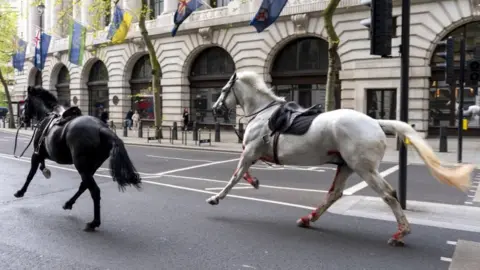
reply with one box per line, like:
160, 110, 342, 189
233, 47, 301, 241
236, 71, 285, 102
27, 86, 59, 109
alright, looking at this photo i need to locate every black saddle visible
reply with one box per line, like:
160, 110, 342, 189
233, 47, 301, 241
268, 101, 323, 136
54, 106, 83, 126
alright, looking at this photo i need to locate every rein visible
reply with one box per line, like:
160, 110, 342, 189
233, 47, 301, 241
13, 122, 38, 158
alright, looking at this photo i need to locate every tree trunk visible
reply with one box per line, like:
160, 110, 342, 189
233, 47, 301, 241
139, 1, 162, 138
0, 68, 15, 128
324, 0, 341, 112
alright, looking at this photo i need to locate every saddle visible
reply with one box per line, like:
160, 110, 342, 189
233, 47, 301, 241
268, 101, 323, 136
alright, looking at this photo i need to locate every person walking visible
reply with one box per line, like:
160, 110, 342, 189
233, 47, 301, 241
132, 110, 140, 131
125, 109, 133, 130
182, 108, 189, 131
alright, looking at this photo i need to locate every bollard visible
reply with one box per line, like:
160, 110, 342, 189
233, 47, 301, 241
138, 121, 143, 138
238, 122, 244, 143
172, 122, 178, 140
215, 122, 221, 142
192, 122, 198, 141
123, 121, 128, 137
439, 126, 448, 152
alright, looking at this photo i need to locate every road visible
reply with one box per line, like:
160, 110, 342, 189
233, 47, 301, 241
0, 130, 479, 270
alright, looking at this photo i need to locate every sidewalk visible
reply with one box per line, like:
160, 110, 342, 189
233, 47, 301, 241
1, 127, 479, 167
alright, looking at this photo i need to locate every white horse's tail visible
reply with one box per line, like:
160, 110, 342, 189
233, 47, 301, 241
377, 119, 474, 192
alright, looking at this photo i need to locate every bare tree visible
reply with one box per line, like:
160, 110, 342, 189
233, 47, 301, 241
324, 0, 341, 112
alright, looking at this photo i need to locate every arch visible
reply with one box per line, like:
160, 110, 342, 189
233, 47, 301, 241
129, 54, 157, 121
55, 65, 70, 106
188, 46, 236, 126
87, 60, 109, 117
428, 21, 480, 135
269, 37, 341, 109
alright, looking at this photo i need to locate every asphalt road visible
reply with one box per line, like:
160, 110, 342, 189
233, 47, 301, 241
0, 130, 479, 270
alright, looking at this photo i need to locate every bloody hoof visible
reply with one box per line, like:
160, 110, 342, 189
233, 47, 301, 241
296, 217, 310, 228
14, 190, 24, 198
206, 197, 219, 205
388, 238, 405, 247
84, 221, 100, 232
62, 202, 73, 210
252, 178, 260, 189
42, 168, 51, 179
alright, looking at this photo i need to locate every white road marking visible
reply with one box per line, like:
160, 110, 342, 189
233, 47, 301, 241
146, 155, 215, 163
343, 165, 400, 195
440, 257, 452, 262
0, 139, 8, 142
465, 202, 473, 205
447, 241, 457, 246
165, 174, 328, 193
143, 180, 316, 210
468, 195, 475, 198
205, 186, 253, 191
156, 158, 240, 176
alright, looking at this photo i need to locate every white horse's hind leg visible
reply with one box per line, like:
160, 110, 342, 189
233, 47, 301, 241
357, 169, 411, 246
297, 164, 353, 228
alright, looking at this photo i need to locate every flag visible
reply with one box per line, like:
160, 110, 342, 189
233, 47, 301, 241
68, 20, 86, 66
33, 30, 52, 71
250, 0, 288, 33
107, 5, 133, 44
171, 0, 202, 37
12, 37, 27, 72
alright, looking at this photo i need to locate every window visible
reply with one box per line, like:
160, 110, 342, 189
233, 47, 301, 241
150, 0, 164, 19
366, 89, 397, 120
130, 55, 157, 120
211, 0, 233, 8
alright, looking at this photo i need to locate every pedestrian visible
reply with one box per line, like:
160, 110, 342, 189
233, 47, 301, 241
132, 110, 140, 131
100, 108, 109, 124
125, 109, 133, 130
182, 108, 189, 131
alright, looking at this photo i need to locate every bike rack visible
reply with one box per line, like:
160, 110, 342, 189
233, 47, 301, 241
146, 126, 160, 143
158, 126, 173, 144
181, 130, 192, 145
196, 128, 212, 146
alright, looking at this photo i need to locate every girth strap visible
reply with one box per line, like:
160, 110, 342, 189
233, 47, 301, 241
272, 132, 281, 165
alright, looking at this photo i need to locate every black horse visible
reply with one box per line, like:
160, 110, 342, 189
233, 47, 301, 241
15, 86, 141, 231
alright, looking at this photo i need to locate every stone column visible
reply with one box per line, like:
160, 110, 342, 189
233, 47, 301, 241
50, 0, 62, 36
163, 0, 179, 14
108, 80, 131, 127
28, 0, 40, 55
81, 0, 93, 30
73, 1, 81, 21
160, 77, 190, 126
44, 0, 51, 34
70, 87, 89, 113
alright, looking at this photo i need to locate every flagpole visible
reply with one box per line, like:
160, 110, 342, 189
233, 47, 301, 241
200, 0, 213, 9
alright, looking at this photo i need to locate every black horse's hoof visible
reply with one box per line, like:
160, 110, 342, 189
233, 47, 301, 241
252, 178, 260, 189
14, 191, 24, 198
206, 197, 219, 205
388, 238, 405, 247
84, 221, 100, 232
62, 202, 73, 210
42, 168, 51, 179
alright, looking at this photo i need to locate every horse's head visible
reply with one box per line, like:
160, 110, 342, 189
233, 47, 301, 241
212, 73, 238, 117
23, 85, 58, 122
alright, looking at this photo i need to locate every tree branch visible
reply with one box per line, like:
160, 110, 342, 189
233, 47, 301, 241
324, 0, 341, 112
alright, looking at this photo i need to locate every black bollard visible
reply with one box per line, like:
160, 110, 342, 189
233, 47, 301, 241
439, 126, 448, 152
215, 122, 221, 142
123, 121, 128, 137
172, 122, 178, 140
138, 120, 143, 138
192, 122, 198, 141
238, 122, 244, 143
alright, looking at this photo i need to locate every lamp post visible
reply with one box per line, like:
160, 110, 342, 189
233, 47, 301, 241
37, 3, 45, 86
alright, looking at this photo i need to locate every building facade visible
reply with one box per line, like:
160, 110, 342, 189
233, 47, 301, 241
11, 0, 480, 137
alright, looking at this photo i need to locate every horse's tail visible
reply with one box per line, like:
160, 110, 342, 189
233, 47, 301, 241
376, 119, 474, 192
101, 128, 141, 191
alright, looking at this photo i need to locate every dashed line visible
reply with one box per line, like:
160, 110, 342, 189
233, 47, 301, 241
465, 202, 473, 205
447, 240, 457, 246
440, 257, 452, 262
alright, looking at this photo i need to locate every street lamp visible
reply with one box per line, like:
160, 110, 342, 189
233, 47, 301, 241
37, 3, 45, 86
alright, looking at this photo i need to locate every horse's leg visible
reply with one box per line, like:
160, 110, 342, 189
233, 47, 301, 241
243, 171, 259, 189
38, 159, 51, 179
62, 181, 87, 210
206, 150, 256, 205
297, 164, 353, 228
82, 174, 101, 232
357, 169, 410, 246
14, 154, 41, 198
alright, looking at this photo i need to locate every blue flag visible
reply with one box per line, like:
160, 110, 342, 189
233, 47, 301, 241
12, 38, 27, 72
171, 0, 202, 37
33, 33, 51, 71
68, 20, 86, 66
250, 0, 288, 33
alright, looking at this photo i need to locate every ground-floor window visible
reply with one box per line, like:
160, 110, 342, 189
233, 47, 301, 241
190, 87, 235, 125
131, 85, 155, 120
274, 84, 326, 108
366, 88, 397, 120
88, 87, 109, 117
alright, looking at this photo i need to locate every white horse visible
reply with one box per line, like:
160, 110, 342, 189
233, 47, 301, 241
207, 71, 475, 246
446, 100, 480, 119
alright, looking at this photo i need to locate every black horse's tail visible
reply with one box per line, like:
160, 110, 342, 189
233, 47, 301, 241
101, 128, 141, 191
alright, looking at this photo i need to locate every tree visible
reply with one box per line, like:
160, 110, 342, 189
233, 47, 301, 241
0, 0, 19, 128
323, 0, 342, 112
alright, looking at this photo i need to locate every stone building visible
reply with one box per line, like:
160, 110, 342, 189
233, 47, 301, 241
11, 0, 480, 137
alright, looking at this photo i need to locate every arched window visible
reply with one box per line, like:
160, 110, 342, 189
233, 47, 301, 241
189, 47, 235, 126
271, 37, 341, 109
87, 60, 109, 117
34, 70, 42, 87
130, 54, 158, 120
56, 65, 70, 106
429, 22, 480, 134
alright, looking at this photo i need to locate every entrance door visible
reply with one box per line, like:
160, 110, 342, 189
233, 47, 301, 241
366, 89, 397, 120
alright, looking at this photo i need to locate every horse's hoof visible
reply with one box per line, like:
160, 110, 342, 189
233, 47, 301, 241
84, 221, 100, 232
206, 197, 219, 205
14, 191, 24, 198
42, 168, 51, 179
62, 202, 73, 210
388, 238, 405, 247
252, 178, 260, 189
296, 217, 310, 228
